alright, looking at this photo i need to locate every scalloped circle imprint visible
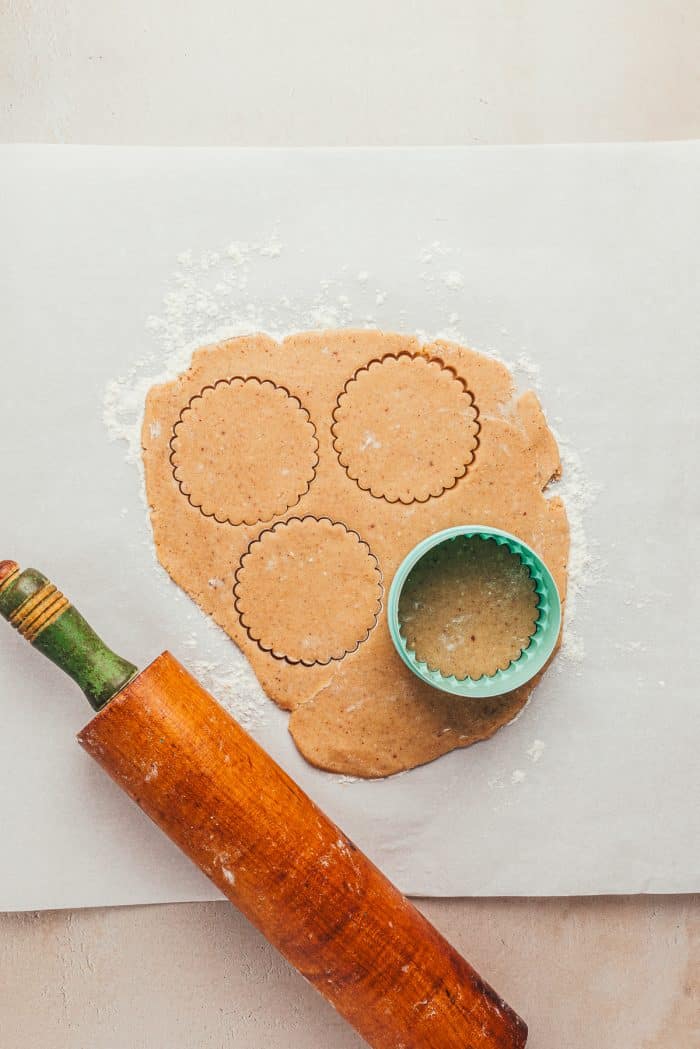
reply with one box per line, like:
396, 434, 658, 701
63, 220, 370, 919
332, 354, 480, 502
235, 517, 383, 666
170, 377, 318, 526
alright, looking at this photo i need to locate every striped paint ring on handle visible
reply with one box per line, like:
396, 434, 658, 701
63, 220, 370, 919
9, 582, 71, 642
0, 561, 20, 593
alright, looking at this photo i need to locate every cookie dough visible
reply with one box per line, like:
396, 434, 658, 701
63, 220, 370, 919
332, 354, 479, 502
234, 517, 382, 665
142, 330, 569, 777
170, 377, 317, 525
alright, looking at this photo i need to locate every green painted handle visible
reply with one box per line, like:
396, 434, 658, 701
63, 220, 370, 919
0, 561, 138, 710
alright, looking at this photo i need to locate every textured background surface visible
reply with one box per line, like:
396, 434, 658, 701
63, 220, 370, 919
1, 2, 698, 1046
2, 0, 699, 146
1, 898, 698, 1047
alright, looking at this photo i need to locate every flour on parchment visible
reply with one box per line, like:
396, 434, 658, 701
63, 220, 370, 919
103, 234, 599, 752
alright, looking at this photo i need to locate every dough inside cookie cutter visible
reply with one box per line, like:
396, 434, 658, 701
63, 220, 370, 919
388, 525, 561, 698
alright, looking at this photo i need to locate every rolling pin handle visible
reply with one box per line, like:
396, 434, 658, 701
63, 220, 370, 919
0, 561, 138, 710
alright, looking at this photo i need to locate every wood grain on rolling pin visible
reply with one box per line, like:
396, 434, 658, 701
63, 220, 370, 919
78, 653, 527, 1049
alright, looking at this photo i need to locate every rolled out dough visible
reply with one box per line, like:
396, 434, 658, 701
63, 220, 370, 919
142, 330, 569, 778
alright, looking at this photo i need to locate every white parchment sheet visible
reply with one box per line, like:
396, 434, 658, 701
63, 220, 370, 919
0, 144, 698, 910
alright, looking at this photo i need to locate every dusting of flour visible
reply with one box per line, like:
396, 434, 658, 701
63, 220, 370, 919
103, 233, 599, 732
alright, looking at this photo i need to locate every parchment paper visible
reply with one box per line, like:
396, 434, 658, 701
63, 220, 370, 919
0, 144, 698, 910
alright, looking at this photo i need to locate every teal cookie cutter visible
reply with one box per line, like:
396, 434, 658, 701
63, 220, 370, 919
387, 525, 561, 698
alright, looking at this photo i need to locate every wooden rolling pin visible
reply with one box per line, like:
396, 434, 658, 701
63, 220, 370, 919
0, 559, 527, 1049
